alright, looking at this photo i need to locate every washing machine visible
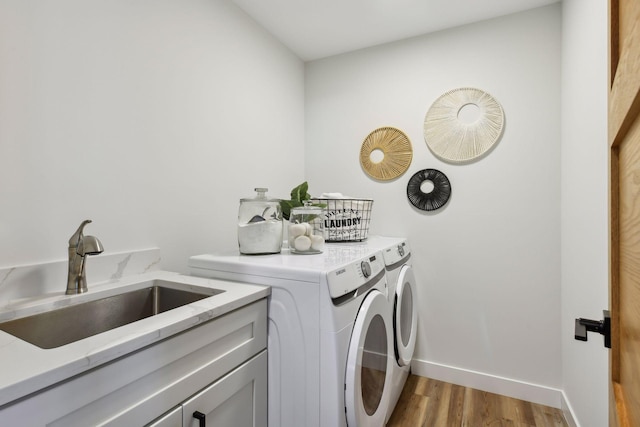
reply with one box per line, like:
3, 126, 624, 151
189, 244, 395, 427
347, 236, 418, 421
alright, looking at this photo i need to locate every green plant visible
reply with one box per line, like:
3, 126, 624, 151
280, 181, 324, 221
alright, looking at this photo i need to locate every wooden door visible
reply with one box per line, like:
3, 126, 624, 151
609, 1, 640, 426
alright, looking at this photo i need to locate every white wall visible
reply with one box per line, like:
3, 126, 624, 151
306, 4, 563, 402
560, 1, 609, 426
0, 0, 305, 273
0, 0, 610, 423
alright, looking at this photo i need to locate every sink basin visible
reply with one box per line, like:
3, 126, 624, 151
0, 280, 223, 349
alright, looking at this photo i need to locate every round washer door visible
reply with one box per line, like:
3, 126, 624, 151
345, 290, 393, 427
395, 265, 418, 367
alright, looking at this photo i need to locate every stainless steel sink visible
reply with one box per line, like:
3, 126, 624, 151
0, 280, 223, 349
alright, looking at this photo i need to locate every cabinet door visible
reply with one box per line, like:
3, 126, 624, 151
147, 406, 182, 427
182, 350, 267, 427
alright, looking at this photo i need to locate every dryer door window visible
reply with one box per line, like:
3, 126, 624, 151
395, 265, 418, 367
345, 290, 393, 426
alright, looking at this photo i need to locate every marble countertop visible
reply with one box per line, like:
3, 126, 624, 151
0, 271, 270, 407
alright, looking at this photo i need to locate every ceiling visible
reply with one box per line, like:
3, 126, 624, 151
231, 0, 560, 61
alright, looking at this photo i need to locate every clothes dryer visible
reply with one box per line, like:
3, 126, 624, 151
189, 245, 394, 427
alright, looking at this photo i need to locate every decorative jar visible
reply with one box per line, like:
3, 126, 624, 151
238, 188, 283, 255
289, 201, 324, 254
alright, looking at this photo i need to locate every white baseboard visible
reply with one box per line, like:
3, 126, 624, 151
411, 358, 569, 412
560, 391, 580, 427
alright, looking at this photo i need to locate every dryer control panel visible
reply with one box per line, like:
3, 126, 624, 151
380, 240, 411, 269
326, 252, 385, 300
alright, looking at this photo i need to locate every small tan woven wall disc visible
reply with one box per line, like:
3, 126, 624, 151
360, 127, 413, 181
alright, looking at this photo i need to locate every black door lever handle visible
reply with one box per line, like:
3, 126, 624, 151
575, 310, 611, 348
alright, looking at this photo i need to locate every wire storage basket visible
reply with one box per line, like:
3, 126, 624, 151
311, 198, 373, 242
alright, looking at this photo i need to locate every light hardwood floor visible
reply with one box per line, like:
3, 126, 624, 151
386, 375, 568, 427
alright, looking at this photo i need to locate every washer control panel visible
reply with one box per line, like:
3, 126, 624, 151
326, 252, 385, 299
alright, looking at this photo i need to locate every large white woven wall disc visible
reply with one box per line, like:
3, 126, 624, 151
424, 88, 504, 163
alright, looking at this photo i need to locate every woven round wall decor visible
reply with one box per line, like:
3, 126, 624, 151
360, 127, 413, 181
406, 169, 451, 211
424, 88, 504, 163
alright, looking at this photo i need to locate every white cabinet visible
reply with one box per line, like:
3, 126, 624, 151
148, 407, 182, 427
149, 351, 267, 427
0, 299, 267, 427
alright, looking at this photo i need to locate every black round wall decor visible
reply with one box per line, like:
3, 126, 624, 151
406, 169, 451, 211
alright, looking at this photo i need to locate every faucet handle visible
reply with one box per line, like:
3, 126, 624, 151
69, 219, 93, 247
78, 235, 104, 256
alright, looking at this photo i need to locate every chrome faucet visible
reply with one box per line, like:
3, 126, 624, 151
66, 219, 104, 295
